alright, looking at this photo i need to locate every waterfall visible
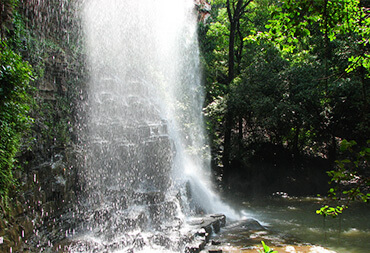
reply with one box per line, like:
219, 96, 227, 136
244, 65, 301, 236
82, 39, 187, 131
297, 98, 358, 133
70, 0, 238, 251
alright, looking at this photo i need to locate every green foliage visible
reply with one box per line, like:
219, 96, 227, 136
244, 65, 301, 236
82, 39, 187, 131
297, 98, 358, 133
201, 0, 369, 181
258, 241, 278, 253
316, 205, 345, 218
249, 0, 370, 76
329, 140, 370, 201
316, 139, 370, 217
0, 40, 34, 202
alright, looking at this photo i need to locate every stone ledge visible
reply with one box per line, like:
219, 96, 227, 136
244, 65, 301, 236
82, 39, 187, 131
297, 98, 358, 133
184, 214, 226, 253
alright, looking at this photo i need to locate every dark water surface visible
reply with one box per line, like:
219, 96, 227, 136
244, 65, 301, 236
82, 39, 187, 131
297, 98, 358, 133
234, 197, 370, 253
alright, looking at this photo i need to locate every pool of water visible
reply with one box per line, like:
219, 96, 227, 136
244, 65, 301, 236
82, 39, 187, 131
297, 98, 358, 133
238, 197, 370, 253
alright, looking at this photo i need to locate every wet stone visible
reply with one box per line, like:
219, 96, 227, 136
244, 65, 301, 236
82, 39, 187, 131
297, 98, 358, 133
188, 218, 204, 226
132, 191, 165, 205
184, 214, 227, 253
241, 218, 266, 231
133, 235, 145, 249
210, 214, 226, 227
149, 200, 179, 227
185, 239, 207, 253
208, 250, 222, 253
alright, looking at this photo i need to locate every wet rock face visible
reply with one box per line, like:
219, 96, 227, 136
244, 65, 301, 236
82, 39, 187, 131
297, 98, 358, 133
0, 147, 81, 252
1, 1, 215, 250
194, 0, 211, 23
62, 75, 184, 250
51, 213, 227, 253
83, 76, 175, 197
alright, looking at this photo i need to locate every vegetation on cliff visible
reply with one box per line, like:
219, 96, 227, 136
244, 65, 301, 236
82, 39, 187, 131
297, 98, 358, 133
1, 1, 85, 250
0, 0, 35, 204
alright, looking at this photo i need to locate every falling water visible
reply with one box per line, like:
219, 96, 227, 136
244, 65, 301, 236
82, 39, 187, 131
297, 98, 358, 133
70, 0, 238, 251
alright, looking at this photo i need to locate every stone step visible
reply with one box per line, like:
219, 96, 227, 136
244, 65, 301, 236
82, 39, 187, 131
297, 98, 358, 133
89, 122, 169, 143
184, 214, 226, 253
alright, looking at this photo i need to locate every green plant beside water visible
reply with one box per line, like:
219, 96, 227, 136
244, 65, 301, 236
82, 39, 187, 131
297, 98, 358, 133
316, 139, 370, 218
258, 241, 278, 253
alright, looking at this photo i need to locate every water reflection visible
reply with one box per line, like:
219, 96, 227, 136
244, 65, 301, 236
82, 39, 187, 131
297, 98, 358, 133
242, 197, 370, 253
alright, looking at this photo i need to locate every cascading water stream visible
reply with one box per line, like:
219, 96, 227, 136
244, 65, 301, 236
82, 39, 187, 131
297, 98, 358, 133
72, 0, 239, 251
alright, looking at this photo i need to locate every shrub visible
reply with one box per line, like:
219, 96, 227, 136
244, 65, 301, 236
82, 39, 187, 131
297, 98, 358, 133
0, 40, 34, 203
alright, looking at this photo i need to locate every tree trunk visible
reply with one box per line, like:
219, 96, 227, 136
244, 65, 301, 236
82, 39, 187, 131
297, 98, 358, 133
222, 109, 233, 183
223, 0, 252, 183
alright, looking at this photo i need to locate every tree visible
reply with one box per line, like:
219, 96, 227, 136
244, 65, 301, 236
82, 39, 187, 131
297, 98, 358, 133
202, 0, 369, 193
204, 0, 255, 179
225, 0, 253, 83
250, 0, 370, 151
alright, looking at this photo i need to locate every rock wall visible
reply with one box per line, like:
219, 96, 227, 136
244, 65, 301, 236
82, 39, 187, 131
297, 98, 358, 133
0, 1, 213, 251
1, 1, 85, 251
195, 0, 211, 23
